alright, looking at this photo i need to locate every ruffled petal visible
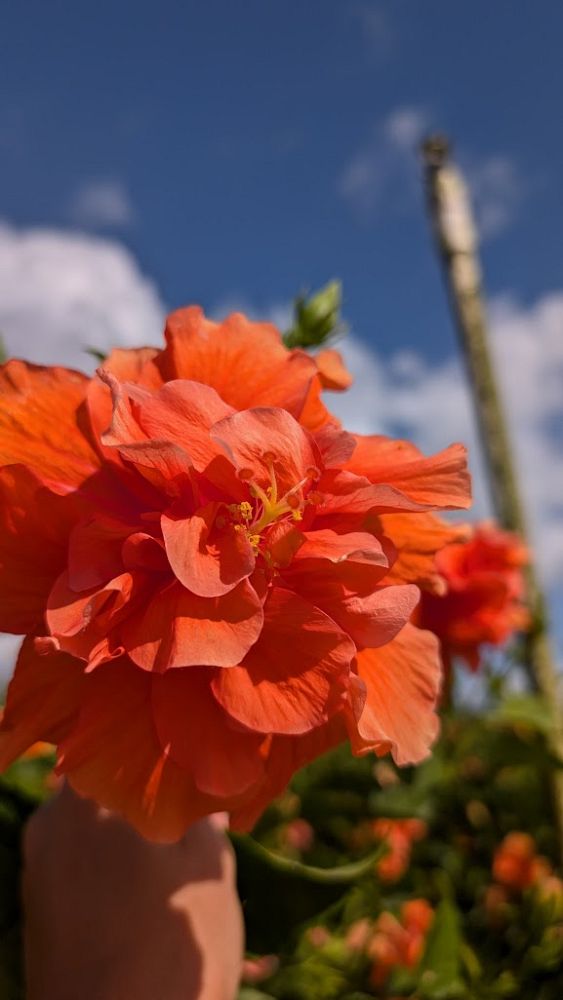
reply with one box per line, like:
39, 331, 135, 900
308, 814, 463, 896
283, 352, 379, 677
0, 360, 99, 489
350, 623, 442, 765
282, 535, 418, 649
152, 667, 266, 798
57, 658, 221, 842
293, 528, 389, 567
156, 307, 318, 418
212, 587, 355, 735
314, 471, 439, 527
345, 436, 471, 510
68, 514, 131, 591
162, 502, 255, 598
379, 512, 471, 594
330, 585, 420, 650
0, 637, 84, 769
87, 346, 163, 444
315, 349, 353, 390
0, 464, 82, 632
121, 579, 264, 671
47, 569, 137, 666
100, 373, 238, 497
211, 407, 318, 496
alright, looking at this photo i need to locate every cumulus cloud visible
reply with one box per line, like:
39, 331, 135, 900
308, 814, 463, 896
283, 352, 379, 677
338, 104, 430, 214
464, 155, 524, 239
329, 293, 563, 586
0, 222, 165, 369
340, 107, 525, 241
67, 178, 136, 228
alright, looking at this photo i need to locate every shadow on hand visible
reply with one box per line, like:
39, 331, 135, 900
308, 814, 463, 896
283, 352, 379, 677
23, 784, 242, 1000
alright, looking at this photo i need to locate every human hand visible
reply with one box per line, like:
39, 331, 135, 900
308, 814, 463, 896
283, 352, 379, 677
23, 783, 244, 1000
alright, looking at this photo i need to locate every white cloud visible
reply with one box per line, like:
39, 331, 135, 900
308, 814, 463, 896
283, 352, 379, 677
384, 107, 428, 151
67, 178, 136, 228
329, 292, 563, 587
338, 104, 429, 214
340, 109, 524, 241
464, 155, 524, 239
0, 222, 165, 369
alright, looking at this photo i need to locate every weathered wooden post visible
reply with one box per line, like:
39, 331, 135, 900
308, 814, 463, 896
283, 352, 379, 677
421, 134, 563, 856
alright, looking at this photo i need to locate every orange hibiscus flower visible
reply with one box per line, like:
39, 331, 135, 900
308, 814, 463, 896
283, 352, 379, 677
418, 522, 529, 671
367, 898, 434, 988
0, 307, 470, 841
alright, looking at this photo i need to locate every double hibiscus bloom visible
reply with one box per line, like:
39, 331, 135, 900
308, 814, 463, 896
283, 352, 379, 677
0, 308, 470, 840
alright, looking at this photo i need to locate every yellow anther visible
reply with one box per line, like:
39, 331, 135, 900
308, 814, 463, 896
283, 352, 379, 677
238, 501, 253, 520
292, 509, 303, 521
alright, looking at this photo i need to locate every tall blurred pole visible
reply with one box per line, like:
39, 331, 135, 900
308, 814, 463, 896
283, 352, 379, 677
421, 135, 563, 854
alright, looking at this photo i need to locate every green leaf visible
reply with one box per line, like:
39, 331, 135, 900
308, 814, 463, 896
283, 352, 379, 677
416, 898, 467, 999
488, 695, 554, 736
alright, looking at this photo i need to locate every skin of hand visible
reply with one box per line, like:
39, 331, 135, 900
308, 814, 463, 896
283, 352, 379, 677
22, 783, 244, 1000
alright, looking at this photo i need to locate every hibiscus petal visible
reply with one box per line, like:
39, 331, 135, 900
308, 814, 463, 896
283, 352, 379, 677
132, 379, 235, 470
68, 514, 131, 591
102, 374, 240, 497
162, 502, 255, 597
0, 637, 84, 770
57, 658, 221, 842
315, 349, 354, 391
313, 423, 357, 468
47, 570, 134, 639
121, 579, 264, 671
157, 307, 318, 418
350, 623, 442, 765
87, 346, 162, 443
379, 512, 471, 594
212, 587, 355, 735
211, 407, 318, 496
335, 584, 420, 649
295, 529, 389, 567
314, 470, 441, 523
152, 667, 266, 798
0, 465, 82, 632
345, 436, 471, 510
0, 360, 99, 489
283, 535, 417, 649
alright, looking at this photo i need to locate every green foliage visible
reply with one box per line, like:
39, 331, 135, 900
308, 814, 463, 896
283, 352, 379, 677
413, 899, 465, 998
283, 281, 345, 350
234, 697, 563, 999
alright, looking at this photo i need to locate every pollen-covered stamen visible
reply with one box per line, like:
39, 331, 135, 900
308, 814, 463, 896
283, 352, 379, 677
251, 462, 317, 533
228, 458, 319, 543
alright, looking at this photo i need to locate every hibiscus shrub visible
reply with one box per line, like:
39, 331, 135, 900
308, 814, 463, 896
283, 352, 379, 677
235, 688, 563, 999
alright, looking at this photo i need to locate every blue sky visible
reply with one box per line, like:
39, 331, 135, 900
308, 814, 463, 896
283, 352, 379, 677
1, 1, 563, 666
3, 1, 563, 356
